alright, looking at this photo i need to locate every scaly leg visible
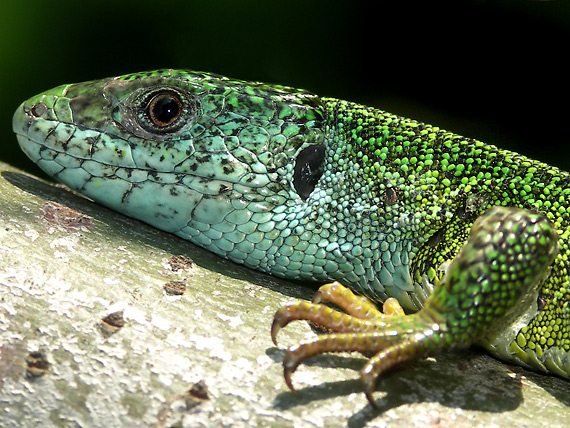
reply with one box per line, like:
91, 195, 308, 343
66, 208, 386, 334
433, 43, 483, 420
272, 207, 558, 406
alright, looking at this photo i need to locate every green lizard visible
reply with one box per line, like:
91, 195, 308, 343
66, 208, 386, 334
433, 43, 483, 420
12, 70, 569, 406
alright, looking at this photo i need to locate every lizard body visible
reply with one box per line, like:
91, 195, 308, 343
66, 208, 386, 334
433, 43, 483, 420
12, 70, 570, 403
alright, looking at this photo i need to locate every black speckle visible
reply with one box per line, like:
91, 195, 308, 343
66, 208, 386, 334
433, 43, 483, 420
426, 227, 445, 248
184, 380, 210, 409
383, 187, 398, 206
188, 380, 209, 401
196, 153, 212, 164
102, 311, 126, 328
537, 296, 547, 312
26, 351, 50, 378
99, 311, 126, 337
164, 280, 187, 295
167, 255, 194, 271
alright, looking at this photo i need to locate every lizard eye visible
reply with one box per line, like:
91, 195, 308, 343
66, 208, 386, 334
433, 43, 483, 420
115, 85, 197, 139
293, 145, 326, 200
146, 91, 183, 128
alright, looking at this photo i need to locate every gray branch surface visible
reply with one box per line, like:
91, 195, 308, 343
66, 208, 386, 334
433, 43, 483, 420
0, 161, 568, 428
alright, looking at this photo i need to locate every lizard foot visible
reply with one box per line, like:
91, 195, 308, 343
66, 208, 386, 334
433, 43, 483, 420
271, 207, 558, 407
271, 281, 438, 407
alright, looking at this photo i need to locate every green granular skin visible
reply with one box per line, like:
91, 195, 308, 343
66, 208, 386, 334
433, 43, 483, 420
328, 99, 570, 367
13, 69, 570, 379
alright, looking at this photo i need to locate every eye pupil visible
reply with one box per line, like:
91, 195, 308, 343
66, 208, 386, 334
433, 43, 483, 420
147, 92, 183, 127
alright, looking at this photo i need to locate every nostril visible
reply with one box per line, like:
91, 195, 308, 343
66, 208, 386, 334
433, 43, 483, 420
30, 102, 47, 118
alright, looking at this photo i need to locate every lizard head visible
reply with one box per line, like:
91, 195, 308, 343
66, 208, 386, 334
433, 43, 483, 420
13, 69, 327, 233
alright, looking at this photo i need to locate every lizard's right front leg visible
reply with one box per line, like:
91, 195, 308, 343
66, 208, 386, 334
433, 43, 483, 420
272, 206, 558, 406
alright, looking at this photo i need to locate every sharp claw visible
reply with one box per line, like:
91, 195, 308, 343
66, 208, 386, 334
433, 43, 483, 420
365, 390, 380, 409
270, 317, 281, 346
362, 373, 380, 409
361, 360, 382, 408
283, 348, 301, 391
271, 303, 296, 346
284, 366, 296, 391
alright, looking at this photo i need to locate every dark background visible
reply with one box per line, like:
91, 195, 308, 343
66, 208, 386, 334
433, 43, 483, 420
2, 0, 569, 179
